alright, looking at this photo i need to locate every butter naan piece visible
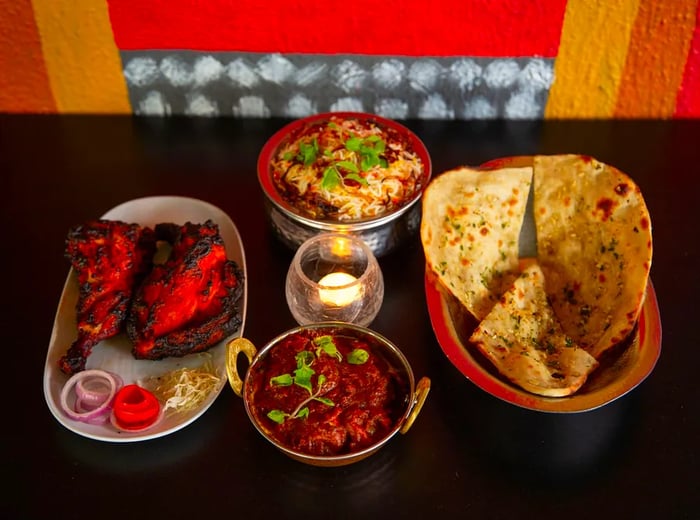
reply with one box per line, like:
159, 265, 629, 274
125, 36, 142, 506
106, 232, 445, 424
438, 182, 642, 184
421, 166, 532, 321
470, 263, 599, 397
533, 155, 653, 359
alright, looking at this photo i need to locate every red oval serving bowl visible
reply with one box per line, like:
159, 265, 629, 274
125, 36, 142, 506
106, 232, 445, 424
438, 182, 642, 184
424, 156, 662, 413
257, 112, 432, 257
226, 322, 430, 467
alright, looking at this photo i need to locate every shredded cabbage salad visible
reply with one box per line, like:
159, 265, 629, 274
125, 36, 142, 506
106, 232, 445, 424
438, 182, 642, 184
141, 355, 222, 416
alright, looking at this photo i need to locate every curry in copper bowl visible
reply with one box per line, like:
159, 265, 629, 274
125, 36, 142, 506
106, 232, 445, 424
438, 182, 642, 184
226, 322, 430, 466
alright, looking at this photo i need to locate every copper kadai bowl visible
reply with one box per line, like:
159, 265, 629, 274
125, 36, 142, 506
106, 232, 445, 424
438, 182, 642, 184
226, 322, 430, 467
257, 112, 432, 257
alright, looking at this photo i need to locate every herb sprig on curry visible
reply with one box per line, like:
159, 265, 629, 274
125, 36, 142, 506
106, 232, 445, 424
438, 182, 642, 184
266, 335, 369, 424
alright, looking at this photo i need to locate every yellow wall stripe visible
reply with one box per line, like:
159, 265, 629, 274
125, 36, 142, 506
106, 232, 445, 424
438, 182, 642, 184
545, 0, 641, 119
614, 0, 698, 118
31, 0, 131, 113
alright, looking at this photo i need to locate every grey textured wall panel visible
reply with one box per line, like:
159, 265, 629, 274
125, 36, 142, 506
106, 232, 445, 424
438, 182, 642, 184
121, 51, 554, 119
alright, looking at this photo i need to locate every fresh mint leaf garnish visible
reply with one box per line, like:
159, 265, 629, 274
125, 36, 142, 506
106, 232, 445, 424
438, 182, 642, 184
293, 351, 315, 393
270, 374, 293, 386
267, 409, 288, 424
348, 348, 369, 364
314, 336, 342, 361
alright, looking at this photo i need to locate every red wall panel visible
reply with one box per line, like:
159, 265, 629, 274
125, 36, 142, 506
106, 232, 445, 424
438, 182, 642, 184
107, 0, 567, 57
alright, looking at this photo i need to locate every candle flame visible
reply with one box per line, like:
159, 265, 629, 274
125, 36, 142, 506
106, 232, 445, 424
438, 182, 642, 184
318, 272, 360, 307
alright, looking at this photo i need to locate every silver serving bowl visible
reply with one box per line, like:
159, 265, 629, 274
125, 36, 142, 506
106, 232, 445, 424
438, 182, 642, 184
257, 112, 432, 257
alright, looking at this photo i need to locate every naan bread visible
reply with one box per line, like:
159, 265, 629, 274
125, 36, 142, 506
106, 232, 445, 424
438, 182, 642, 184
469, 263, 599, 397
533, 155, 653, 359
421, 166, 533, 321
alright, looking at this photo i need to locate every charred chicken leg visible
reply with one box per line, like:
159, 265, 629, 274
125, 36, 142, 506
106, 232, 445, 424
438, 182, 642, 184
59, 220, 156, 375
126, 220, 244, 360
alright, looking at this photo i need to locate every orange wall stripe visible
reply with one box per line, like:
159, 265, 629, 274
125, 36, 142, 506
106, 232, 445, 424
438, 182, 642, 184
674, 3, 700, 117
31, 0, 131, 113
545, 0, 640, 119
0, 0, 56, 112
614, 0, 698, 118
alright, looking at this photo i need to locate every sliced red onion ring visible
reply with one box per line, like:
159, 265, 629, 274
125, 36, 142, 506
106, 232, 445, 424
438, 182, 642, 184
75, 371, 123, 407
73, 398, 112, 424
60, 369, 122, 424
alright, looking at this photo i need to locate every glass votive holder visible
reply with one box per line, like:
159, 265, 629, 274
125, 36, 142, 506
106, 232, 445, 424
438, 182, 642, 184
285, 233, 384, 327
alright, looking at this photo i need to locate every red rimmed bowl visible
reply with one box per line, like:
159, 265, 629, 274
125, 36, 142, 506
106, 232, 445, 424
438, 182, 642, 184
226, 322, 430, 466
257, 112, 432, 257
424, 155, 662, 413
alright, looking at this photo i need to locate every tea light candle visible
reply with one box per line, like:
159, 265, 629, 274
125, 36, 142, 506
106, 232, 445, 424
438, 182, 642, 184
285, 232, 384, 326
318, 272, 361, 307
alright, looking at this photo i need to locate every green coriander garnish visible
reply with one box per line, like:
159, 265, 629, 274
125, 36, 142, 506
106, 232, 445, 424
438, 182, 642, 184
345, 173, 368, 185
296, 138, 319, 166
335, 160, 359, 173
321, 166, 343, 190
345, 134, 387, 171
313, 130, 387, 191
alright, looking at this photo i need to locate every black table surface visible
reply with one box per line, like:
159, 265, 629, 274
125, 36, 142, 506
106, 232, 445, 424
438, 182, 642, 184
2, 116, 698, 519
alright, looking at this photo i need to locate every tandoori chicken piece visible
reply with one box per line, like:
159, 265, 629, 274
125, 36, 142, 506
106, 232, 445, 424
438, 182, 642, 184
126, 220, 244, 360
59, 220, 156, 375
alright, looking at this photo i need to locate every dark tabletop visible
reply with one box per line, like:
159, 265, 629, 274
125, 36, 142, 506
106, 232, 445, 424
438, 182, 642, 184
2, 115, 698, 519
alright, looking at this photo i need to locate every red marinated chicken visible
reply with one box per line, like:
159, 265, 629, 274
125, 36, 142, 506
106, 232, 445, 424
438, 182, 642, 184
126, 220, 244, 360
59, 220, 156, 375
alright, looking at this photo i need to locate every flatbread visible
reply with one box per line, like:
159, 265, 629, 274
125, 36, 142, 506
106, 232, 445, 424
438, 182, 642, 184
469, 263, 599, 397
421, 166, 533, 321
533, 155, 652, 358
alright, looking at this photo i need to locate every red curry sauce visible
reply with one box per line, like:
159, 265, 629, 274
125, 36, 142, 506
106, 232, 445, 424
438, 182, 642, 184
246, 328, 409, 456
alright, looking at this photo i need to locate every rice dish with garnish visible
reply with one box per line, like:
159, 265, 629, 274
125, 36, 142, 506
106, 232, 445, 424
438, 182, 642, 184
270, 115, 426, 221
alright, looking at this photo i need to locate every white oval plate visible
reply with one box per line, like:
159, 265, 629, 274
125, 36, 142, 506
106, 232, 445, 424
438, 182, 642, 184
43, 196, 247, 442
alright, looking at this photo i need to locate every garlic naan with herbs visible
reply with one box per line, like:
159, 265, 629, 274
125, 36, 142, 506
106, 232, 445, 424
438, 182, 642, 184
533, 155, 653, 359
422, 154, 653, 398
420, 166, 533, 321
470, 263, 599, 397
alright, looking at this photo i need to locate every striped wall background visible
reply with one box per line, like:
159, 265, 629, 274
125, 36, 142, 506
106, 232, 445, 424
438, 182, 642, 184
1, 0, 699, 118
